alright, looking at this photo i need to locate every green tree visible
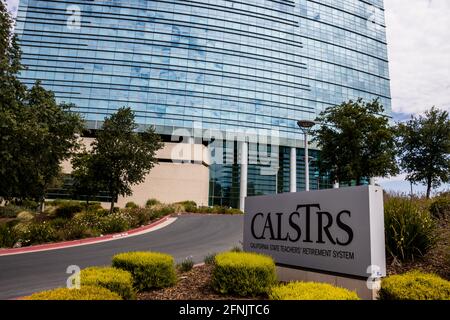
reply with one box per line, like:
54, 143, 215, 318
71, 150, 104, 204
0, 2, 84, 208
313, 98, 398, 185
396, 107, 450, 199
8, 82, 83, 209
0, 0, 27, 200
0, 0, 26, 108
90, 107, 164, 213
0, 1, 82, 203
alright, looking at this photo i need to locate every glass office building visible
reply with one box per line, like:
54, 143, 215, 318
15, 0, 391, 208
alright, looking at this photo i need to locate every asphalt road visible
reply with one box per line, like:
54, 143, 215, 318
0, 214, 243, 300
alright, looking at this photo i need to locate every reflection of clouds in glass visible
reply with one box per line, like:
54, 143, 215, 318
385, 0, 450, 115
6, 0, 19, 16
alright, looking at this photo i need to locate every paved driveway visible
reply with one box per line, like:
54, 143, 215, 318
0, 214, 243, 299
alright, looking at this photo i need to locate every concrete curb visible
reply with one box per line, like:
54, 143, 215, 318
0, 216, 177, 257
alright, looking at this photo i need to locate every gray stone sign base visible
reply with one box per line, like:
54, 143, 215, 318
276, 266, 379, 300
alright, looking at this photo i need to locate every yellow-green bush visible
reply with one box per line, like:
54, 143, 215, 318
379, 271, 450, 300
211, 252, 276, 297
112, 251, 177, 291
16, 211, 34, 221
125, 202, 139, 209
80, 267, 136, 300
270, 282, 360, 300
145, 198, 161, 207
26, 285, 122, 300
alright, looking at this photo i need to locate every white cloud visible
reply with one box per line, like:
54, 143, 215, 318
385, 0, 450, 115
381, 0, 450, 193
6, 0, 19, 16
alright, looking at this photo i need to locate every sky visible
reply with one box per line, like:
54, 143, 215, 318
4, 0, 450, 195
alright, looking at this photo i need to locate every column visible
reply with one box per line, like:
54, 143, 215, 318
239, 141, 248, 212
304, 133, 310, 191
290, 147, 297, 193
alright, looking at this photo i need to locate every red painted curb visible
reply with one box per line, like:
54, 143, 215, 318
0, 216, 171, 256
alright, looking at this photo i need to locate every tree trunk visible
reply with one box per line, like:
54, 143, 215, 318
426, 177, 432, 199
39, 197, 45, 214
110, 196, 115, 214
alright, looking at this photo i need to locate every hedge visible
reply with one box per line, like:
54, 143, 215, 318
54, 201, 84, 219
112, 251, 177, 291
270, 282, 360, 300
26, 285, 122, 300
80, 267, 136, 300
379, 271, 450, 300
211, 252, 276, 297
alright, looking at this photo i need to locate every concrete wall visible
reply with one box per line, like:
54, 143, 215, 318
117, 161, 209, 207
61, 139, 210, 207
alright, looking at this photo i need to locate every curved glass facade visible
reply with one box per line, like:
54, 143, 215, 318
15, 0, 391, 207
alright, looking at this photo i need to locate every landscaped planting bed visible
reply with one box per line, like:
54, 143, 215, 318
0, 199, 242, 249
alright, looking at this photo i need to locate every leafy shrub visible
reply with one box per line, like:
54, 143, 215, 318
90, 202, 102, 209
80, 267, 136, 300
270, 282, 360, 300
26, 285, 122, 300
0, 205, 22, 218
0, 222, 20, 248
112, 251, 177, 291
59, 220, 100, 241
211, 252, 276, 297
145, 199, 161, 207
178, 201, 197, 207
126, 207, 153, 227
100, 212, 131, 234
54, 201, 83, 219
429, 195, 450, 219
204, 253, 216, 265
80, 202, 103, 212
95, 208, 111, 217
125, 202, 139, 209
177, 257, 194, 272
177, 200, 197, 212
384, 197, 437, 261
46, 199, 66, 207
49, 217, 68, 229
379, 271, 450, 300
151, 205, 175, 219
16, 211, 35, 221
225, 208, 244, 215
9, 199, 39, 211
197, 206, 213, 214
193, 206, 243, 215
73, 211, 104, 231
21, 221, 57, 246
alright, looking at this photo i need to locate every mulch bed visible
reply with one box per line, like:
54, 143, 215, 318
386, 218, 450, 280
137, 264, 266, 300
